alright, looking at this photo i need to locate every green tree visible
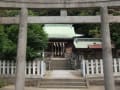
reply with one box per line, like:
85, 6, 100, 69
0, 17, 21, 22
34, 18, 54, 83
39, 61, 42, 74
0, 10, 19, 17
27, 24, 48, 60
0, 24, 48, 60
0, 9, 48, 60
110, 23, 120, 49
89, 27, 101, 38
0, 25, 16, 60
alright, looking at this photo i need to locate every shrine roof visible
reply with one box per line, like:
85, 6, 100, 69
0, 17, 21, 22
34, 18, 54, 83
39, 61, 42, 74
74, 38, 102, 48
43, 24, 83, 39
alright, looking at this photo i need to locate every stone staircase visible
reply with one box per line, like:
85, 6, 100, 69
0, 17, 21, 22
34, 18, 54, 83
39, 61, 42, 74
38, 78, 88, 88
25, 70, 89, 88
37, 70, 89, 88
49, 58, 72, 70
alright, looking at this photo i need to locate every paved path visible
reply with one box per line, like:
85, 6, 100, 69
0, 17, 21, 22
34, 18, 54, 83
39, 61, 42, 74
1, 70, 120, 90
44, 70, 82, 79
0, 85, 120, 90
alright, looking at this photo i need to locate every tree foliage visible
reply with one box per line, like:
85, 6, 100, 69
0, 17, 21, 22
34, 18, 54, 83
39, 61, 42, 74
0, 9, 48, 60
27, 24, 48, 60
0, 25, 17, 60
110, 24, 120, 49
0, 24, 48, 60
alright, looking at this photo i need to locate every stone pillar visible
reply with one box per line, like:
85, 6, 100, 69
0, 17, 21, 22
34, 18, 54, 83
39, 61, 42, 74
100, 6, 115, 90
15, 7, 28, 90
60, 9, 67, 16
60, 9, 67, 57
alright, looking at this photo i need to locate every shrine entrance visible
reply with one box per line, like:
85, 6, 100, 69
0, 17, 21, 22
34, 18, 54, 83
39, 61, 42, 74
43, 24, 82, 70
0, 0, 120, 90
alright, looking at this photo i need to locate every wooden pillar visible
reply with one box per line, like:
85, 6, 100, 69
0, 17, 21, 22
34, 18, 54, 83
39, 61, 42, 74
15, 7, 28, 90
100, 6, 115, 90
51, 43, 54, 57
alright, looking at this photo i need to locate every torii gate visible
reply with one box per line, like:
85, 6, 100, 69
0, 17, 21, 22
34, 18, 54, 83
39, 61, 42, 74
0, 0, 120, 90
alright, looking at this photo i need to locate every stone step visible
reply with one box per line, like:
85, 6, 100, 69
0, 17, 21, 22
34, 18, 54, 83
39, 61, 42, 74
39, 85, 87, 88
38, 79, 88, 88
50, 67, 71, 70
40, 78, 85, 81
50, 58, 71, 70
40, 82, 86, 86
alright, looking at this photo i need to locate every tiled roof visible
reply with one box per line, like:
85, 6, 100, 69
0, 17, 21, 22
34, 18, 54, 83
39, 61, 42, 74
74, 38, 102, 48
43, 24, 83, 39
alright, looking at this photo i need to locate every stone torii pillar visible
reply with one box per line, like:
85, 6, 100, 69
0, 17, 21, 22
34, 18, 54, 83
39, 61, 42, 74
15, 7, 28, 90
60, 9, 67, 16
60, 9, 67, 57
100, 6, 115, 90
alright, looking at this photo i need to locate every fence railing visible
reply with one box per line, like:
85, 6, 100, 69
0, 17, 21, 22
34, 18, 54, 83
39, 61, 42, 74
81, 58, 120, 77
0, 59, 46, 78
